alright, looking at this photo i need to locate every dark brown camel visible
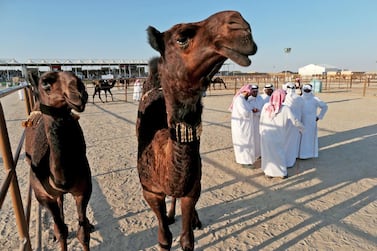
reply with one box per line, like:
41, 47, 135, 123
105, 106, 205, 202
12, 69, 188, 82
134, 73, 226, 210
136, 11, 257, 250
210, 77, 227, 90
24, 71, 93, 251
92, 79, 117, 103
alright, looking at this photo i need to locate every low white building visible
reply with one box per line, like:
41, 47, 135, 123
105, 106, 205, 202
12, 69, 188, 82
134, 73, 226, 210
298, 64, 341, 76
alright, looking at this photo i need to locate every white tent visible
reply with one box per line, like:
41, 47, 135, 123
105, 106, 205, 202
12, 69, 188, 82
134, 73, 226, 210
299, 64, 341, 76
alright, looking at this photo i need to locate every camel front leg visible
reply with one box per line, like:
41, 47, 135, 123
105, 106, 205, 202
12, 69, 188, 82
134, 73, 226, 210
92, 91, 96, 104
98, 91, 104, 103
143, 190, 172, 250
74, 190, 93, 251
40, 198, 68, 250
167, 197, 177, 225
179, 196, 198, 251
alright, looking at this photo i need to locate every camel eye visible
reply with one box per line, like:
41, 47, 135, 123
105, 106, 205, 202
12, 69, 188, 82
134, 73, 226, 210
176, 37, 189, 49
176, 28, 196, 49
41, 82, 51, 92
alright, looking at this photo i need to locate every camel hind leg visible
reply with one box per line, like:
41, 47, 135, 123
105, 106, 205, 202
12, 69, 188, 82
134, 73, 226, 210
107, 90, 114, 101
143, 190, 172, 251
92, 91, 96, 103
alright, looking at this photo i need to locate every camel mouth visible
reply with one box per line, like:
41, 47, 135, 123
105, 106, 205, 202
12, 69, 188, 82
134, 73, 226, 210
65, 96, 86, 112
65, 91, 88, 112
220, 45, 257, 67
67, 100, 86, 112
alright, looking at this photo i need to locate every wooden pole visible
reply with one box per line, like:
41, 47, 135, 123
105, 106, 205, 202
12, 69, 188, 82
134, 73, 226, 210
0, 102, 32, 251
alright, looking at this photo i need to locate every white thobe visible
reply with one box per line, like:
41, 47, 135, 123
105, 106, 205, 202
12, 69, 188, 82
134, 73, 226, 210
133, 82, 142, 101
260, 93, 270, 105
299, 92, 328, 159
231, 95, 254, 165
248, 95, 264, 159
260, 105, 304, 177
283, 90, 304, 167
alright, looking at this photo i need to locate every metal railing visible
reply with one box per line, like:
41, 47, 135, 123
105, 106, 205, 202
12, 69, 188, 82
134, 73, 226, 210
0, 84, 34, 251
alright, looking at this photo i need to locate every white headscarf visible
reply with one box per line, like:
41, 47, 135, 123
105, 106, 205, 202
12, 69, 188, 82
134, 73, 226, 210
228, 84, 252, 111
302, 84, 313, 99
265, 89, 286, 118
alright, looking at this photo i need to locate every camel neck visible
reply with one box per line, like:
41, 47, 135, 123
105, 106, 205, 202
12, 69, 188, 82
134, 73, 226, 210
39, 103, 71, 118
164, 94, 203, 143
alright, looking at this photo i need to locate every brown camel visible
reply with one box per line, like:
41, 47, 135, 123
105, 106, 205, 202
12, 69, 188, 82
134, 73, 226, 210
136, 11, 257, 250
92, 79, 117, 103
24, 71, 93, 251
210, 77, 227, 90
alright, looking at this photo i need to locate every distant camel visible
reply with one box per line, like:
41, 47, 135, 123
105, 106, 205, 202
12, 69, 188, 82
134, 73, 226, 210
92, 79, 117, 103
136, 11, 257, 251
24, 71, 93, 250
210, 77, 227, 90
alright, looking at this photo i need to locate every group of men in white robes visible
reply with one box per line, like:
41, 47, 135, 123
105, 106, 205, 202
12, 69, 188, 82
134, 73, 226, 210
231, 82, 328, 178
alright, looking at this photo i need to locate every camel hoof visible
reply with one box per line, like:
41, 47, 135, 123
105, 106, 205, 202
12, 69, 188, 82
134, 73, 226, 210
166, 215, 175, 225
182, 248, 194, 251
192, 220, 202, 230
89, 223, 95, 232
159, 242, 172, 251
53, 223, 68, 242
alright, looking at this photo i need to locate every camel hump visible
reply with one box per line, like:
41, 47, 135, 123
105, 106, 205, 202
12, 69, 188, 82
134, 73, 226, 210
138, 88, 164, 114
136, 88, 167, 149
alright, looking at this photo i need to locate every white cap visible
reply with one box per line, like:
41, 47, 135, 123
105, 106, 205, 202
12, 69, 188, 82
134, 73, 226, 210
264, 83, 273, 89
286, 82, 295, 89
303, 84, 312, 91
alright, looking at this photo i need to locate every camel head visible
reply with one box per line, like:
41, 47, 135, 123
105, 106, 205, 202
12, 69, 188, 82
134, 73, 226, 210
31, 71, 88, 113
147, 10, 257, 92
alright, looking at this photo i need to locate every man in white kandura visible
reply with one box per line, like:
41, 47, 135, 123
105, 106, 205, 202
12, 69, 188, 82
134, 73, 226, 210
133, 79, 143, 101
260, 83, 274, 105
260, 89, 304, 179
283, 82, 304, 167
299, 84, 328, 159
247, 84, 264, 162
230, 84, 255, 169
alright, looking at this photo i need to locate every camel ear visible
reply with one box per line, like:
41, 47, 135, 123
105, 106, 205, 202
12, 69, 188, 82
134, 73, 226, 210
40, 72, 58, 91
147, 26, 165, 55
27, 70, 39, 88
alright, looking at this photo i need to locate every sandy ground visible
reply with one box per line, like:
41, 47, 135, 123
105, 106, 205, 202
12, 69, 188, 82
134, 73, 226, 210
0, 87, 376, 250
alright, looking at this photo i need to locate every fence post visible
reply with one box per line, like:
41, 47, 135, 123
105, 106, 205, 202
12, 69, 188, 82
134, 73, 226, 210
124, 85, 128, 102
363, 79, 367, 96
234, 78, 237, 94
0, 102, 32, 251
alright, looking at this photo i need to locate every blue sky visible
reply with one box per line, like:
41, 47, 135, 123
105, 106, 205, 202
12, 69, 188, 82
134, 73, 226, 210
1, 0, 376, 73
